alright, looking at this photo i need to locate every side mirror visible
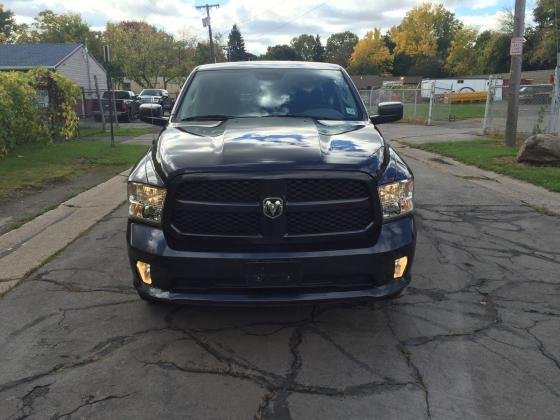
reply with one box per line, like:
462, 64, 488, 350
370, 102, 403, 125
139, 103, 168, 127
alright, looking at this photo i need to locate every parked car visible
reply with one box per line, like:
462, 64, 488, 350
93, 90, 139, 122
128, 62, 415, 304
138, 88, 173, 112
519, 84, 553, 104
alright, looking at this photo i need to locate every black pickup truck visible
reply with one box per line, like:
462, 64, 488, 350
128, 62, 415, 304
93, 90, 139, 122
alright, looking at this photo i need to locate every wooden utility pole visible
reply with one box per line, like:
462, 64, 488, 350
196, 3, 220, 63
504, 0, 526, 146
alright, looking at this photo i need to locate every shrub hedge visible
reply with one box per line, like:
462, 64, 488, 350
0, 68, 80, 157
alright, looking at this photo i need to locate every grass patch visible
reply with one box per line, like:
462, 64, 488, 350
78, 126, 153, 139
415, 138, 560, 192
0, 141, 148, 199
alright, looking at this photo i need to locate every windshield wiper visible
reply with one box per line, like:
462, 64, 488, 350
181, 115, 233, 121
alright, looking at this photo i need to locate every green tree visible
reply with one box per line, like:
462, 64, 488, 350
105, 21, 184, 88
261, 45, 301, 60
525, 0, 557, 68
475, 30, 511, 74
227, 24, 246, 61
311, 34, 325, 61
26, 10, 91, 43
445, 28, 478, 75
290, 34, 318, 61
0, 4, 16, 43
325, 31, 358, 67
194, 38, 226, 65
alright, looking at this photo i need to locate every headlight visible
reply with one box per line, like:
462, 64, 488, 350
378, 179, 414, 221
128, 182, 166, 225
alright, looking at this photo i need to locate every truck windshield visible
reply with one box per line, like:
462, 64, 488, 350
140, 89, 161, 96
176, 68, 363, 121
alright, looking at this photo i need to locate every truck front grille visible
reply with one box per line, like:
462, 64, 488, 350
165, 174, 379, 251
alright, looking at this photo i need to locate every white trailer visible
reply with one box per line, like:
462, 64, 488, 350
421, 78, 503, 101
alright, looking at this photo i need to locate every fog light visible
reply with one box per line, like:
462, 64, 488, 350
136, 261, 152, 285
394, 256, 408, 279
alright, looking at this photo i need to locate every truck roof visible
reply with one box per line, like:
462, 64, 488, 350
196, 61, 343, 71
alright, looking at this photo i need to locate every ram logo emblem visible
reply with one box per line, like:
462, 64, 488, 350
263, 198, 283, 219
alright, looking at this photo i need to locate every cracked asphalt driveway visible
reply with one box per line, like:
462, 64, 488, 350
1, 156, 560, 420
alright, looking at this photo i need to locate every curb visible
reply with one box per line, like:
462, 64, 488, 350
0, 170, 129, 296
392, 140, 560, 216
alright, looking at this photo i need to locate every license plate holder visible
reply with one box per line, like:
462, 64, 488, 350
245, 261, 302, 288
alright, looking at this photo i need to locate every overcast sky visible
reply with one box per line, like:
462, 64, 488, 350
7, 0, 536, 54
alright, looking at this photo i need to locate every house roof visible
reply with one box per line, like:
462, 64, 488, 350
0, 43, 82, 70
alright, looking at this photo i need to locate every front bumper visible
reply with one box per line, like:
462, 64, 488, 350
127, 216, 415, 304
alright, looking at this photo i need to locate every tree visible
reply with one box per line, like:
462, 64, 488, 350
261, 45, 301, 60
347, 29, 392, 75
389, 3, 461, 61
407, 56, 445, 77
227, 24, 246, 61
525, 0, 557, 68
106, 21, 174, 88
25, 10, 90, 43
311, 34, 325, 61
0, 4, 16, 43
290, 34, 318, 61
325, 31, 358, 67
194, 38, 226, 65
445, 28, 478, 75
475, 30, 511, 74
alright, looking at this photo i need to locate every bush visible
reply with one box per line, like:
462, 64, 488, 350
0, 68, 80, 157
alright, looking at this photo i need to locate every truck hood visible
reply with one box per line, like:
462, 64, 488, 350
154, 117, 385, 178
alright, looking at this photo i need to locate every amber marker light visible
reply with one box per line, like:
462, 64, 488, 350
394, 256, 408, 279
136, 261, 152, 285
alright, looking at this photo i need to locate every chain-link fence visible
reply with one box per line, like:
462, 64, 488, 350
483, 80, 554, 136
359, 83, 487, 125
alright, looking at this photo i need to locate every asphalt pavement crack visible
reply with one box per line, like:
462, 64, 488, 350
384, 310, 432, 420
255, 328, 302, 420
53, 393, 132, 419
13, 382, 52, 420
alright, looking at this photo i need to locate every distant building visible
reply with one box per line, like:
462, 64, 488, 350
0, 43, 107, 91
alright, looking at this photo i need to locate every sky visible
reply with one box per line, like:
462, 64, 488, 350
6, 0, 537, 54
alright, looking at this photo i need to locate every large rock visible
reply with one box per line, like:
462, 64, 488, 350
517, 134, 560, 164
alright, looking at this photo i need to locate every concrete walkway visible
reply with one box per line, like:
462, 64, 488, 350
381, 122, 481, 144
0, 170, 129, 295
